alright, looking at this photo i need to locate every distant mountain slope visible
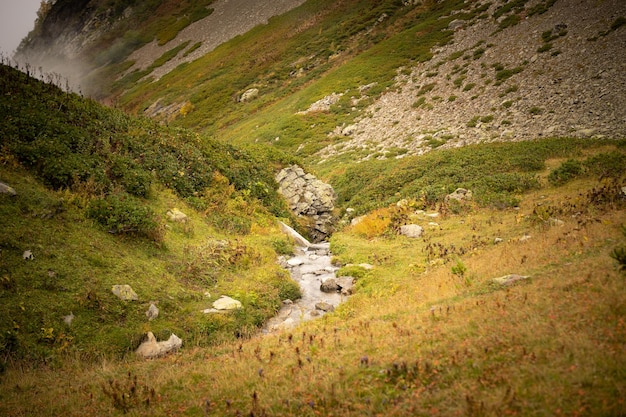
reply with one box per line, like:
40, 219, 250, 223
317, 0, 626, 161
14, 0, 305, 97
15, 0, 626, 168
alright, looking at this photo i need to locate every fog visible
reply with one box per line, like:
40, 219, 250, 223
0, 0, 42, 56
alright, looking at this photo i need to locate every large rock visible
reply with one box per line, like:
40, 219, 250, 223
320, 276, 354, 295
279, 221, 311, 247
146, 303, 159, 321
136, 332, 182, 359
445, 188, 473, 202
239, 88, 259, 102
400, 224, 424, 238
212, 295, 242, 310
276, 165, 337, 242
166, 208, 188, 223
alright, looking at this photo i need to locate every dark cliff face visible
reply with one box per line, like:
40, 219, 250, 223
18, 0, 94, 55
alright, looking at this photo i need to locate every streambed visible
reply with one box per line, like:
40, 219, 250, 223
264, 242, 347, 333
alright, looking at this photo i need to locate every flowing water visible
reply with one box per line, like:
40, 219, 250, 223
264, 242, 346, 333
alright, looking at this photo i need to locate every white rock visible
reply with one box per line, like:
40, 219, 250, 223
63, 312, 75, 326
240, 88, 259, 102
212, 295, 242, 310
136, 332, 182, 359
146, 303, 159, 321
492, 274, 530, 286
111, 284, 138, 301
0, 182, 16, 195
166, 208, 187, 223
287, 257, 306, 267
400, 224, 424, 238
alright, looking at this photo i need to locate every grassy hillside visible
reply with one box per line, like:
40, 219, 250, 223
114, 0, 472, 152
0, 62, 303, 367
1, 137, 624, 415
2, 0, 626, 414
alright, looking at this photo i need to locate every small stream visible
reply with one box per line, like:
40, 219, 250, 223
264, 236, 347, 333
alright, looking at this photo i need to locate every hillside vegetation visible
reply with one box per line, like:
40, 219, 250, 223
1, 0, 626, 415
1, 60, 625, 416
0, 62, 302, 365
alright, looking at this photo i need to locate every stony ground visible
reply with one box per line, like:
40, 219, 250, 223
315, 0, 626, 161
126, 0, 307, 80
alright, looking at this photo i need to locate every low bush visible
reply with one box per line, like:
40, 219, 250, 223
86, 193, 163, 241
548, 159, 584, 185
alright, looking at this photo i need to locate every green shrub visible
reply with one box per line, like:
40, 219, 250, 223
271, 238, 294, 256
463, 82, 476, 91
86, 194, 163, 241
276, 274, 302, 301
208, 212, 252, 235
537, 43, 552, 53
498, 14, 521, 30
548, 159, 584, 185
495, 66, 523, 84
611, 246, 626, 272
467, 116, 480, 127
584, 152, 626, 178
336, 265, 370, 281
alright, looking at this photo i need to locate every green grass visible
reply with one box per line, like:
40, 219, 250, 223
325, 137, 626, 214
2, 164, 624, 416
115, 0, 469, 154
0, 63, 304, 365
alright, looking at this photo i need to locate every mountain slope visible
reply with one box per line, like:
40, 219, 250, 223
77, 0, 625, 174
0, 62, 300, 365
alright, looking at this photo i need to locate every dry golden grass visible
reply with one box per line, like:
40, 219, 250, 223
1, 178, 624, 416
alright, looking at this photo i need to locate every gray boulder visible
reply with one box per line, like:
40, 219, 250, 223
400, 224, 424, 238
166, 208, 188, 223
320, 278, 340, 293
315, 302, 334, 312
448, 19, 466, 31
240, 88, 259, 102
146, 303, 159, 321
445, 188, 473, 202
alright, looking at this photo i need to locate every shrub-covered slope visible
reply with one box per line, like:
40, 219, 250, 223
0, 63, 301, 366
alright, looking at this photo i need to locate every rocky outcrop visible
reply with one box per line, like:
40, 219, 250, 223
276, 165, 337, 242
297, 93, 343, 114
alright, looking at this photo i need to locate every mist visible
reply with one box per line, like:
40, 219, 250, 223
0, 0, 41, 56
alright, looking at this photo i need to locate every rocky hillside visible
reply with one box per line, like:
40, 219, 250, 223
15, 0, 626, 162
318, 0, 626, 161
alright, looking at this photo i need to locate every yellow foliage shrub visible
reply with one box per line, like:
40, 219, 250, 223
351, 208, 391, 239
